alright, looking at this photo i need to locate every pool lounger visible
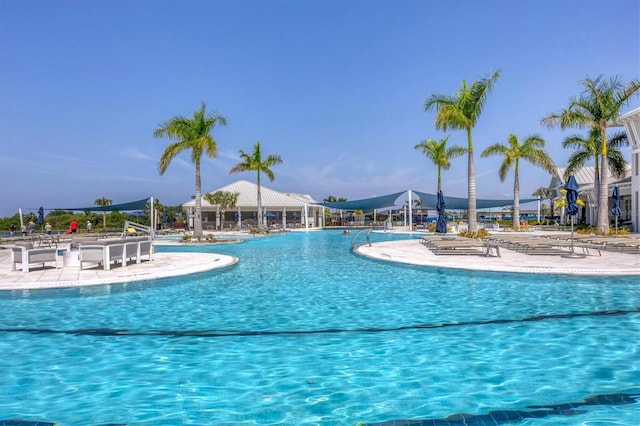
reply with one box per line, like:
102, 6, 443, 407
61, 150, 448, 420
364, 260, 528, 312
427, 239, 500, 257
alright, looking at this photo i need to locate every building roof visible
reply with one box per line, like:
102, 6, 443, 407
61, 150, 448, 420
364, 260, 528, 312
615, 106, 640, 150
182, 180, 318, 209
616, 106, 640, 122
555, 166, 597, 187
551, 165, 632, 191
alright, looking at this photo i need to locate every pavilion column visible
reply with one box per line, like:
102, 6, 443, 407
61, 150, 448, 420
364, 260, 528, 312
282, 207, 287, 230
408, 191, 413, 232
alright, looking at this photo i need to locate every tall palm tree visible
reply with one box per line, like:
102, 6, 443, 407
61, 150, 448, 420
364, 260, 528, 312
203, 191, 239, 231
562, 128, 628, 225
481, 134, 555, 231
425, 69, 501, 232
153, 102, 227, 238
229, 141, 282, 229
414, 136, 466, 193
541, 75, 640, 233
533, 187, 556, 222
94, 197, 112, 230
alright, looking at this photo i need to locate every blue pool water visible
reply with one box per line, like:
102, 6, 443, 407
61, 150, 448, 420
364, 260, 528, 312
0, 231, 639, 425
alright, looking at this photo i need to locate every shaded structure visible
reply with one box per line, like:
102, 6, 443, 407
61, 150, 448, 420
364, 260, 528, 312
183, 180, 322, 230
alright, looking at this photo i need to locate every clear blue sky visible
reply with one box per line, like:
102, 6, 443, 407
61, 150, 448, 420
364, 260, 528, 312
1, 0, 639, 217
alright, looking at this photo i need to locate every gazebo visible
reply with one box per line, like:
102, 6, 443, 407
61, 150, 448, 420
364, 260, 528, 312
181, 180, 323, 231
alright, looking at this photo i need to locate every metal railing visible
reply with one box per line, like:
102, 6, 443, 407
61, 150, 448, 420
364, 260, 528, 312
351, 229, 372, 249
123, 221, 153, 239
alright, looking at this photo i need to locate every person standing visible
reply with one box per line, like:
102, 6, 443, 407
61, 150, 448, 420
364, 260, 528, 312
28, 220, 35, 234
87, 221, 92, 233
70, 219, 78, 233
9, 224, 16, 237
21, 224, 27, 236
45, 222, 52, 235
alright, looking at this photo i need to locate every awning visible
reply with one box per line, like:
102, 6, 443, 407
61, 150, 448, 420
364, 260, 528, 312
319, 191, 405, 211
50, 198, 151, 212
412, 191, 536, 210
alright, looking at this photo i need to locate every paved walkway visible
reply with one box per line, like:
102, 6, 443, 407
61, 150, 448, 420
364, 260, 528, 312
356, 237, 639, 276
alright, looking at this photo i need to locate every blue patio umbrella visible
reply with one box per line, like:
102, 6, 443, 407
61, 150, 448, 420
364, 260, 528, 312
611, 186, 621, 235
37, 207, 44, 226
263, 212, 277, 218
563, 175, 584, 258
435, 190, 447, 234
565, 175, 579, 216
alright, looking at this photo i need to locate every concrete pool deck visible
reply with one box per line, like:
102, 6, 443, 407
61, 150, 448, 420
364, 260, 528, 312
0, 231, 637, 291
0, 241, 238, 291
356, 236, 640, 276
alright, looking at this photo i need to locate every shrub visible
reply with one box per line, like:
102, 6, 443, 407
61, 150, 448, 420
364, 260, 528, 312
458, 229, 490, 238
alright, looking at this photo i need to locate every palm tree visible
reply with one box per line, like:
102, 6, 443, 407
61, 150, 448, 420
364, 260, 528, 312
533, 187, 556, 222
153, 102, 227, 238
481, 134, 555, 231
541, 75, 640, 233
322, 196, 348, 225
322, 195, 347, 203
229, 141, 282, 228
425, 69, 501, 232
94, 197, 112, 230
203, 191, 240, 231
414, 136, 466, 193
562, 128, 628, 225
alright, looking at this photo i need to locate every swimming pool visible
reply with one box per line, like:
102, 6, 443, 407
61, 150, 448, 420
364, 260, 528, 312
1, 231, 638, 425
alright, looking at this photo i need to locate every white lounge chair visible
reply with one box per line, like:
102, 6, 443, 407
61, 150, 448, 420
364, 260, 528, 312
11, 243, 58, 272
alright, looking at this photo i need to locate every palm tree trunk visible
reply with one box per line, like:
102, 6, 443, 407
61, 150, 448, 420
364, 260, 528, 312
513, 166, 520, 231
257, 171, 263, 229
437, 167, 442, 193
467, 128, 477, 233
194, 162, 203, 238
596, 125, 609, 233
597, 154, 609, 233
592, 160, 600, 227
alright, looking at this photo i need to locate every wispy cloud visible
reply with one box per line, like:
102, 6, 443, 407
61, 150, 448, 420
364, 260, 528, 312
122, 148, 157, 162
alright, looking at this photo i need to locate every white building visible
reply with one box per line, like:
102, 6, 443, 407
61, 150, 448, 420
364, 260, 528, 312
182, 180, 323, 231
616, 106, 640, 232
548, 165, 631, 226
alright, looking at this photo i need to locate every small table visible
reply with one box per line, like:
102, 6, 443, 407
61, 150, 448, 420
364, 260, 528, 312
484, 241, 501, 257
62, 250, 80, 267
